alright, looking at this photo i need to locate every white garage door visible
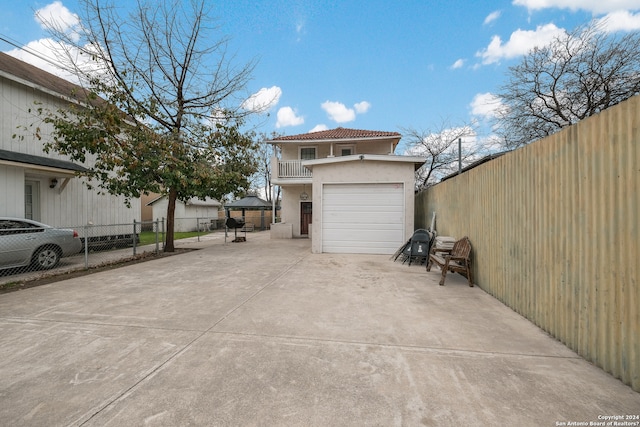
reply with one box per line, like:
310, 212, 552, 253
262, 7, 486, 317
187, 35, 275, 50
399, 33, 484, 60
322, 183, 405, 254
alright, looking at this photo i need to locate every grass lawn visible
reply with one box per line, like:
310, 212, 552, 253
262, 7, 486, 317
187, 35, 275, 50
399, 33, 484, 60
138, 230, 211, 246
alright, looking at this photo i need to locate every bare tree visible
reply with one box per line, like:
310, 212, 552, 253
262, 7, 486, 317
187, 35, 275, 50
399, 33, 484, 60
495, 20, 640, 149
249, 132, 282, 203
402, 122, 478, 188
37, 0, 258, 251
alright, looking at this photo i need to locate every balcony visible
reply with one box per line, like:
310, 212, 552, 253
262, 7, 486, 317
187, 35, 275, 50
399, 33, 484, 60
273, 159, 312, 182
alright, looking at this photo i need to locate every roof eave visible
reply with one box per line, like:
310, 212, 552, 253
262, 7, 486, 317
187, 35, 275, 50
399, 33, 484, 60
302, 154, 426, 170
267, 135, 401, 145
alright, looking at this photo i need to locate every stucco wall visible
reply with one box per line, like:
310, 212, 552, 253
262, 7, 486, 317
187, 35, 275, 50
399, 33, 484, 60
310, 159, 416, 253
278, 140, 393, 160
279, 185, 312, 237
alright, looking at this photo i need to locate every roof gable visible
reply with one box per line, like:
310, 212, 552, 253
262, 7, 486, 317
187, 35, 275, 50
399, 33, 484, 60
0, 52, 91, 102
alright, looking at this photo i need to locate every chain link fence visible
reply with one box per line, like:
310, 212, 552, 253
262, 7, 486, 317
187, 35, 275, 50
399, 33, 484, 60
0, 217, 226, 289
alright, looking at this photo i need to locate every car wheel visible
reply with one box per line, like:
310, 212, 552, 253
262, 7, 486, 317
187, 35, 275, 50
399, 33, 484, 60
32, 246, 61, 270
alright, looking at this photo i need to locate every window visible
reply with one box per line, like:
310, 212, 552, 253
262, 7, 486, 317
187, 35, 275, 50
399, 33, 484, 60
300, 147, 316, 160
24, 181, 40, 221
0, 219, 42, 236
338, 145, 355, 156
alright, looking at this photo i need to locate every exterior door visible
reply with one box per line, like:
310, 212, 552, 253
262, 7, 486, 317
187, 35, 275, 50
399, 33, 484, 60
300, 202, 312, 235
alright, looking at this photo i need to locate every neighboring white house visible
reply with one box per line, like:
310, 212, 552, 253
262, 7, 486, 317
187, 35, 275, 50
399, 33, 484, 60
147, 196, 221, 232
268, 127, 425, 254
0, 52, 140, 227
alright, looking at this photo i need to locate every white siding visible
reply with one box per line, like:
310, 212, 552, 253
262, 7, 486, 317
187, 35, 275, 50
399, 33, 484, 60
1, 67, 141, 227
151, 198, 220, 232
0, 166, 25, 217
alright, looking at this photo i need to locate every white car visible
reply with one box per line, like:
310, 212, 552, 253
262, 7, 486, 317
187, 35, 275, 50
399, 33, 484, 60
0, 218, 82, 271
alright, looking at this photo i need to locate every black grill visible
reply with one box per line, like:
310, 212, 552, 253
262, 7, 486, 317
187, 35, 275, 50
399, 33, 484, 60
225, 217, 246, 242
225, 217, 245, 229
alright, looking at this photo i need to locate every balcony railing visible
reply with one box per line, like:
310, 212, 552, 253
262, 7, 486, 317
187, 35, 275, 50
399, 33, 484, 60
277, 160, 312, 179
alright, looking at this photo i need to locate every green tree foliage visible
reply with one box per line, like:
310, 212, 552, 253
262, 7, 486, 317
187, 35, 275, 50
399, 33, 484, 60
43, 101, 258, 204
37, 0, 259, 251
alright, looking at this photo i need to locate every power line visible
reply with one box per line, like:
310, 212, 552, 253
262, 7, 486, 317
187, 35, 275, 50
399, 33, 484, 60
0, 34, 69, 73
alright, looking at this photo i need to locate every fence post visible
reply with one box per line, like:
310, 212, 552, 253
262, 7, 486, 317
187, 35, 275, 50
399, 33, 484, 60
155, 218, 160, 254
133, 220, 138, 255
84, 224, 89, 270
161, 217, 165, 251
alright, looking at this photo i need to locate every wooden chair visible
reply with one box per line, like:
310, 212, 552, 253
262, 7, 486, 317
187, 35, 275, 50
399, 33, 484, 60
426, 236, 473, 286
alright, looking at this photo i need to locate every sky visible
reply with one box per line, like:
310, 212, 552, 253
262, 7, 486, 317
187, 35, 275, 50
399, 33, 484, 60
2, 0, 640, 153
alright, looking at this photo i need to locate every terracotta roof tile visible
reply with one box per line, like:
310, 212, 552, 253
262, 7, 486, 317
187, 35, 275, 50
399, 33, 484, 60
270, 127, 401, 141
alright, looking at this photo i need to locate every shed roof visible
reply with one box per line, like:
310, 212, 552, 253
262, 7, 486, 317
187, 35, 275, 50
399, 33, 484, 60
225, 195, 272, 210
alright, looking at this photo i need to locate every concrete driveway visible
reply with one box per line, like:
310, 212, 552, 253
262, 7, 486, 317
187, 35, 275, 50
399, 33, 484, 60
1, 231, 638, 426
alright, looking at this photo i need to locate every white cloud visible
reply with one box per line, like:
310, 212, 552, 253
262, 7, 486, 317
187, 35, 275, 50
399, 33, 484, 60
321, 100, 371, 123
354, 101, 371, 114
513, 0, 640, 15
484, 10, 502, 25
275, 106, 304, 128
295, 20, 306, 42
470, 92, 503, 120
451, 59, 465, 69
242, 86, 282, 113
321, 101, 356, 123
5, 39, 84, 84
35, 1, 82, 42
596, 10, 640, 31
477, 23, 565, 64
403, 127, 479, 156
309, 124, 328, 133
3, 3, 112, 86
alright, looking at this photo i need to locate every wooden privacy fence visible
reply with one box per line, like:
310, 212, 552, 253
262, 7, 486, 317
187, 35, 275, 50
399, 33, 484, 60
415, 95, 639, 392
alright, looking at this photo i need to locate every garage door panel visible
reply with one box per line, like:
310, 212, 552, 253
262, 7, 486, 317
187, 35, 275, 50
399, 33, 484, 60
324, 212, 403, 224
324, 184, 401, 194
322, 183, 405, 254
323, 241, 401, 254
323, 247, 396, 255
323, 228, 403, 240
324, 205, 403, 214
322, 222, 404, 232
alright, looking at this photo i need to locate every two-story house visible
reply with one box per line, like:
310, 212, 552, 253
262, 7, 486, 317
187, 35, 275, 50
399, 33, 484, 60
268, 127, 425, 254
0, 51, 140, 227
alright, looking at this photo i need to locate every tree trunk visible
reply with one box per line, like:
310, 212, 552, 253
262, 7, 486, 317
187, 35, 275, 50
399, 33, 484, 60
165, 188, 177, 252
